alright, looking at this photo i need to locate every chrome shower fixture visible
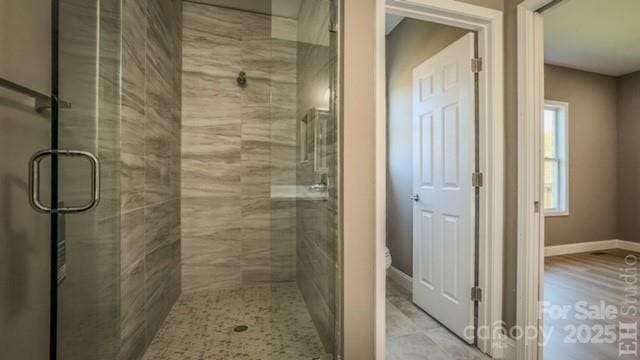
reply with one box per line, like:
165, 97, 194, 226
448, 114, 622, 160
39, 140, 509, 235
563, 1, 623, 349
237, 71, 247, 86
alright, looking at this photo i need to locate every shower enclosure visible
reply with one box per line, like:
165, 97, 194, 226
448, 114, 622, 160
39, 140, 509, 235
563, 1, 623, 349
0, 0, 342, 359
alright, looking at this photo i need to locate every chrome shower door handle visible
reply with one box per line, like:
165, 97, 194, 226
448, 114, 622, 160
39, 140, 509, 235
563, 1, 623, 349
29, 149, 101, 213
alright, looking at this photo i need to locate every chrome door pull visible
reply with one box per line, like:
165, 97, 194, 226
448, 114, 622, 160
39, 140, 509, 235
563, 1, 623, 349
29, 149, 100, 213
409, 194, 420, 202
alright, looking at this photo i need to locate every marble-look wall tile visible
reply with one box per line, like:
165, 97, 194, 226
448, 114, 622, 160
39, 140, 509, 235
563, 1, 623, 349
144, 69, 174, 206
121, 208, 145, 272
144, 242, 174, 343
144, 199, 180, 253
119, 0, 182, 358
182, 3, 298, 292
119, 259, 146, 360
120, 0, 146, 211
297, 0, 330, 47
241, 197, 272, 283
272, 16, 298, 42
182, 248, 241, 293
271, 199, 297, 281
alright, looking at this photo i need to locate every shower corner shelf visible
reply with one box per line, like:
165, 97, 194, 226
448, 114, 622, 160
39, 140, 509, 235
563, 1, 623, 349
0, 77, 71, 113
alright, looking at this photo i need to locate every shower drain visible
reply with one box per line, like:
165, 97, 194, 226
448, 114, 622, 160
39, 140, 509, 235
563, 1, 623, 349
233, 325, 249, 332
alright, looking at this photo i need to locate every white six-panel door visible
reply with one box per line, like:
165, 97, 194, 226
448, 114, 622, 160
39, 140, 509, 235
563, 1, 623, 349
412, 33, 476, 343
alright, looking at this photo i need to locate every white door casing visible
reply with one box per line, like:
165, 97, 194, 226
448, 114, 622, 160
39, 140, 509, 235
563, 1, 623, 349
412, 32, 476, 343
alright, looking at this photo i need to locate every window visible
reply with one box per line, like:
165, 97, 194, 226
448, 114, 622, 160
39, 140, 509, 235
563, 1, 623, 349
543, 101, 569, 216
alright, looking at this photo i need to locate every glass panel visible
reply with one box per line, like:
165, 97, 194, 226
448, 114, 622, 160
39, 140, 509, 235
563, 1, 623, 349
273, 0, 341, 357
56, 0, 121, 358
544, 108, 557, 158
50, 0, 342, 358
544, 159, 559, 210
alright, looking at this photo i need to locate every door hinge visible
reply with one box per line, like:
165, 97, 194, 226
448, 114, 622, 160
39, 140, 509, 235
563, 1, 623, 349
534, 201, 541, 213
471, 58, 482, 73
471, 286, 483, 302
329, 23, 339, 33
472, 172, 483, 187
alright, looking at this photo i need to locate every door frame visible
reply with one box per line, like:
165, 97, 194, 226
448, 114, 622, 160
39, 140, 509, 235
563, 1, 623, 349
515, 1, 555, 360
374, 0, 505, 357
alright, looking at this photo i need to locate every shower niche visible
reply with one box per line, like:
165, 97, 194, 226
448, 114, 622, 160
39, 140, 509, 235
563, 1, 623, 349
300, 107, 331, 175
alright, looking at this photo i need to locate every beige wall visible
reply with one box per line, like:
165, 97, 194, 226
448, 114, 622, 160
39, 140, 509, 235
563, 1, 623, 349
343, 0, 376, 357
616, 71, 640, 243
0, 0, 51, 358
385, 19, 469, 276
0, 0, 51, 94
458, 0, 503, 10
544, 65, 618, 246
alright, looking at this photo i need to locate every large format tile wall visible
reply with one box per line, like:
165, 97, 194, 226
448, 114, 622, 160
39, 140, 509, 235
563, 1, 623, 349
180, 3, 298, 293
119, 0, 182, 359
295, 0, 338, 352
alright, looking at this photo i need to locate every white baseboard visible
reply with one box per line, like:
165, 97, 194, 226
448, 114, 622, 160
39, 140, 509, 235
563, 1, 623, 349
545, 239, 640, 257
386, 266, 412, 293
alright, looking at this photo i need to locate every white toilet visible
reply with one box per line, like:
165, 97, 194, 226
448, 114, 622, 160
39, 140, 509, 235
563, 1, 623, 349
385, 247, 392, 269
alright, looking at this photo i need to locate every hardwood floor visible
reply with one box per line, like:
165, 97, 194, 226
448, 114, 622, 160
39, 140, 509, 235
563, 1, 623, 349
386, 277, 488, 360
544, 249, 640, 360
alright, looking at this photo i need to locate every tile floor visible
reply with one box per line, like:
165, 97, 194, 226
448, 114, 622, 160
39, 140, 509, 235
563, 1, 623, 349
386, 277, 489, 360
142, 282, 331, 360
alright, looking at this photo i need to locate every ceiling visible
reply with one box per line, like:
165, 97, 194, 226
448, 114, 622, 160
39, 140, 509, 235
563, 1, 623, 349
544, 0, 640, 77
187, 0, 302, 18
386, 14, 404, 35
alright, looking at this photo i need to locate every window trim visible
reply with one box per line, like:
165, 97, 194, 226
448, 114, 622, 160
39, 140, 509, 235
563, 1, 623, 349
544, 100, 569, 217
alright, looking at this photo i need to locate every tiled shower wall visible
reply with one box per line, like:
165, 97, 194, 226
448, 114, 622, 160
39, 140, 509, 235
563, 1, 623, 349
180, 3, 298, 293
119, 0, 182, 359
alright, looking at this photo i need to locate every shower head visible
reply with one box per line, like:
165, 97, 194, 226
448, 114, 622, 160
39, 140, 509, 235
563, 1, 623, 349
237, 71, 247, 86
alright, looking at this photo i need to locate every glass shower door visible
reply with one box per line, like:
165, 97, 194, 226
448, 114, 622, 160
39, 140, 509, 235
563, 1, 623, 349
46, 0, 122, 359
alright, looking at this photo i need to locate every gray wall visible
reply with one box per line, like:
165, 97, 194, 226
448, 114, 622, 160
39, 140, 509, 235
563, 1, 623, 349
617, 71, 640, 243
385, 18, 469, 276
543, 65, 618, 246
0, 1, 51, 358
118, 0, 183, 358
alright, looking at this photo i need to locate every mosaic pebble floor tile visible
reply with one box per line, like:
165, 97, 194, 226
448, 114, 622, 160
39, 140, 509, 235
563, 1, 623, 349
142, 283, 330, 360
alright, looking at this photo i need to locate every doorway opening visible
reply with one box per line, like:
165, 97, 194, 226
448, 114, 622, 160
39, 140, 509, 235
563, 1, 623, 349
385, 16, 483, 358
376, 1, 505, 358
517, 0, 640, 359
